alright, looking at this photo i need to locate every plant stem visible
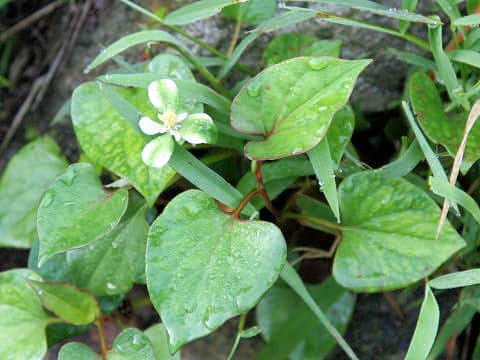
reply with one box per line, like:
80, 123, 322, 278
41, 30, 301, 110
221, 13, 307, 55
227, 17, 242, 57
232, 189, 261, 219
255, 161, 281, 220
227, 313, 247, 360
95, 318, 108, 360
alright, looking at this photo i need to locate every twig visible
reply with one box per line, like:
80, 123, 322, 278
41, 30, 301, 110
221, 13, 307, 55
0, 78, 44, 154
436, 101, 480, 238
0, 0, 66, 43
227, 17, 242, 57
95, 318, 109, 360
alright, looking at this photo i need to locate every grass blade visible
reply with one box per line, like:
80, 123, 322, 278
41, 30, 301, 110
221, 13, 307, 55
280, 263, 359, 360
307, 139, 340, 222
218, 32, 258, 80
429, 269, 480, 289
405, 285, 439, 360
375, 139, 423, 178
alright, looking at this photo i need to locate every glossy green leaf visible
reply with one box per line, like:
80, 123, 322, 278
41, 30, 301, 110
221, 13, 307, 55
59, 342, 100, 360
231, 57, 370, 160
263, 33, 342, 66
280, 263, 358, 360
308, 139, 340, 222
164, 0, 239, 25
333, 171, 465, 291
37, 163, 129, 264
108, 328, 155, 360
28, 239, 72, 282
146, 190, 286, 351
223, 0, 276, 24
28, 280, 100, 325
67, 192, 149, 296
0, 137, 68, 248
0, 269, 51, 360
257, 277, 355, 359
405, 285, 439, 360
148, 54, 195, 81
409, 72, 480, 170
71, 82, 176, 205
429, 269, 480, 289
145, 324, 180, 360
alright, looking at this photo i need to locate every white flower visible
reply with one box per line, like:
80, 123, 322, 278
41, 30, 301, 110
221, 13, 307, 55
139, 79, 217, 168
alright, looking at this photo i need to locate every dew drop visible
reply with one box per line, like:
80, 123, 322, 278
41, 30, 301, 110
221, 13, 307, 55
318, 106, 328, 112
37, 290, 43, 296
308, 58, 328, 70
106, 282, 116, 291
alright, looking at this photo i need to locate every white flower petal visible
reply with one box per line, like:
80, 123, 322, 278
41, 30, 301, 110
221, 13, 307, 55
139, 116, 167, 135
141, 134, 174, 168
177, 112, 188, 122
179, 112, 217, 145
147, 79, 178, 112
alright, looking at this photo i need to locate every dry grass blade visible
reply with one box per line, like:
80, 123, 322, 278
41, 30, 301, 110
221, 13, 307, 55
436, 100, 480, 238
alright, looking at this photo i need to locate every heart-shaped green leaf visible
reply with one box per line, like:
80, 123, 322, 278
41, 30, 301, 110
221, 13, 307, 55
0, 269, 52, 360
71, 82, 176, 205
37, 163, 129, 264
67, 192, 149, 296
146, 190, 286, 351
0, 137, 68, 248
256, 277, 355, 359
28, 281, 100, 325
107, 328, 156, 360
231, 57, 370, 160
408, 72, 480, 172
263, 33, 342, 66
59, 342, 100, 360
333, 171, 465, 291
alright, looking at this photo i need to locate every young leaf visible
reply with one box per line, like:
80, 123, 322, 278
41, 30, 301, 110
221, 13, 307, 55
308, 139, 340, 222
0, 137, 68, 248
59, 342, 100, 360
67, 192, 149, 296
256, 277, 355, 359
146, 190, 286, 351
37, 163, 129, 264
231, 56, 370, 160
28, 281, 100, 325
405, 285, 439, 360
164, 0, 240, 25
263, 33, 342, 66
108, 328, 155, 359
429, 269, 480, 289
71, 82, 176, 205
333, 171, 465, 291
145, 324, 180, 360
280, 263, 358, 360
0, 269, 52, 360
408, 72, 480, 172
223, 0, 277, 24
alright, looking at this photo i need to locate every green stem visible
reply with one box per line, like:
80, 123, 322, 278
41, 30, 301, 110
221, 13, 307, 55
227, 313, 247, 360
95, 318, 108, 360
285, 212, 344, 232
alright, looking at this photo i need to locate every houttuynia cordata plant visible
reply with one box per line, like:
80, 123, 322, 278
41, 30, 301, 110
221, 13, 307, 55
4, 0, 480, 358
